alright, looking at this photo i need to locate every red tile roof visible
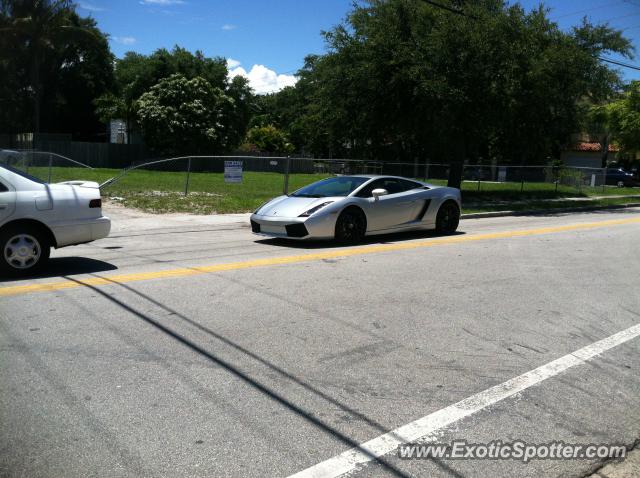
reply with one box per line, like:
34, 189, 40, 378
571, 142, 619, 152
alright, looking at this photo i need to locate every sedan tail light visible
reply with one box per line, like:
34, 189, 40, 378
89, 199, 102, 208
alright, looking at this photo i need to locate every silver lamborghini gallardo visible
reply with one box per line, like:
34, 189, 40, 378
250, 175, 462, 243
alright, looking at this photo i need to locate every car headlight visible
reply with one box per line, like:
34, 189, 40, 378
298, 201, 333, 217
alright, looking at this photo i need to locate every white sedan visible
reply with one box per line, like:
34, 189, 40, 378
0, 164, 110, 275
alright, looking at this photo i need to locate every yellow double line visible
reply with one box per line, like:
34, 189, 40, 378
2, 216, 639, 298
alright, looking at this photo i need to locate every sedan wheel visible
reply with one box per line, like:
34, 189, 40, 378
1, 227, 50, 275
435, 201, 460, 234
335, 208, 366, 244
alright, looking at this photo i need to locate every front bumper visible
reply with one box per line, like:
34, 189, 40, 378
249, 212, 336, 240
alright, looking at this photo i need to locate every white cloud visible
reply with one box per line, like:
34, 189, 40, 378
139, 0, 185, 5
112, 36, 137, 45
79, 2, 105, 12
221, 24, 237, 31
229, 63, 297, 94
226, 58, 241, 69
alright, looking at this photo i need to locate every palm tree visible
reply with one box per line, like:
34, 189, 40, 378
0, 0, 98, 133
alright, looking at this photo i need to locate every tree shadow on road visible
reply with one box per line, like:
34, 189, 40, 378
65, 274, 465, 478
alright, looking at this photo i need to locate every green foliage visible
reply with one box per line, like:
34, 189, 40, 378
1, 0, 633, 163
0, 0, 114, 136
112, 47, 228, 105
94, 93, 127, 124
136, 74, 234, 156
268, 0, 632, 165
224, 75, 255, 149
599, 81, 640, 153
96, 46, 254, 150
243, 124, 294, 154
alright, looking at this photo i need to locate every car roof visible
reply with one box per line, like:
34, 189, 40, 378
329, 174, 440, 189
340, 174, 422, 180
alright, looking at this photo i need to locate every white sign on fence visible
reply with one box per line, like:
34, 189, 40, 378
224, 160, 243, 183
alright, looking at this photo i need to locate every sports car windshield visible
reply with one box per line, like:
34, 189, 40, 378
291, 176, 370, 198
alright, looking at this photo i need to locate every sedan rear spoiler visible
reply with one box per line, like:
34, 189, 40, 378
57, 180, 101, 188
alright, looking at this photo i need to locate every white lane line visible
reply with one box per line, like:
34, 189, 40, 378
290, 322, 640, 478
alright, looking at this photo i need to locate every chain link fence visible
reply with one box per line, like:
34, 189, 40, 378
1, 149, 638, 214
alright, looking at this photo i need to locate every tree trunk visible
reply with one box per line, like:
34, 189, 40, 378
32, 54, 41, 134
600, 133, 610, 168
447, 139, 465, 189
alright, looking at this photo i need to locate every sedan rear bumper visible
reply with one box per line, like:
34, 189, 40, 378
51, 216, 111, 248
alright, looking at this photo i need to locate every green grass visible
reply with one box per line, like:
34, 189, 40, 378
19, 166, 640, 215
463, 197, 640, 214
453, 179, 639, 199
26, 166, 331, 214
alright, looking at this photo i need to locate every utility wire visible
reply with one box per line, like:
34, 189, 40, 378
419, 0, 471, 17
599, 56, 640, 70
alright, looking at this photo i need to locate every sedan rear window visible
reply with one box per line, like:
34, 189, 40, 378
0, 164, 46, 184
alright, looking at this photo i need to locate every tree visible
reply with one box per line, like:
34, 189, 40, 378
224, 75, 255, 149
115, 47, 228, 100
242, 124, 294, 154
0, 0, 111, 135
97, 47, 253, 147
252, 85, 309, 152
596, 81, 640, 161
271, 0, 632, 187
136, 74, 234, 156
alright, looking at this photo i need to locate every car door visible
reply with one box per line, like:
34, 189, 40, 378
357, 178, 422, 231
0, 177, 16, 225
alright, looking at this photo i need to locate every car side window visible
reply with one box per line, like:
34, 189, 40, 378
0, 181, 8, 192
382, 179, 404, 194
355, 179, 387, 198
356, 178, 422, 197
397, 179, 423, 191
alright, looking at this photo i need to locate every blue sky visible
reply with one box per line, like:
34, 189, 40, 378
78, 0, 640, 92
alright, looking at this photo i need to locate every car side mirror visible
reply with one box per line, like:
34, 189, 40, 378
372, 188, 388, 201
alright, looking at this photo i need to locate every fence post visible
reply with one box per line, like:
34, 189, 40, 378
520, 166, 525, 193
184, 157, 192, 196
602, 168, 606, 193
47, 152, 53, 183
577, 169, 582, 193
283, 156, 291, 195
424, 159, 430, 181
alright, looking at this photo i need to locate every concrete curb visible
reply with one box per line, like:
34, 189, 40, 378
462, 203, 640, 220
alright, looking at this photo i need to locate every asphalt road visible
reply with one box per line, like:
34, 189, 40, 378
1, 205, 639, 478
